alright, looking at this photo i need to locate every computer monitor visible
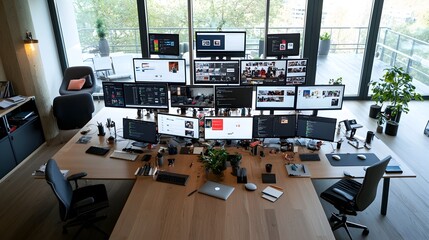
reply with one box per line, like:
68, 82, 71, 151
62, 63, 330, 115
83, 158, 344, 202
170, 85, 215, 108
295, 85, 345, 110
102, 82, 125, 108
123, 118, 158, 146
266, 33, 300, 58
255, 86, 296, 110
204, 116, 253, 140
123, 83, 169, 109
296, 115, 337, 142
148, 33, 180, 56
215, 86, 253, 109
240, 60, 287, 85
253, 115, 297, 138
133, 58, 186, 84
157, 113, 200, 139
285, 58, 308, 85
195, 31, 246, 58
194, 60, 240, 85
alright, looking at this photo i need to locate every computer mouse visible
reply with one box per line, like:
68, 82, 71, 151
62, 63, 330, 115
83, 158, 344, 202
357, 154, 366, 160
332, 154, 341, 161
244, 183, 257, 191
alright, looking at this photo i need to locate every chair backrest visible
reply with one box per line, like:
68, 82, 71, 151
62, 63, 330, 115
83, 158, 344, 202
59, 66, 96, 95
45, 159, 74, 221
355, 155, 391, 211
53, 93, 95, 130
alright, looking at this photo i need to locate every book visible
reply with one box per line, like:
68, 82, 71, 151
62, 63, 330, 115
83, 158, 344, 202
0, 100, 15, 109
6, 95, 26, 103
285, 163, 311, 177
262, 186, 284, 202
32, 163, 69, 177
385, 165, 403, 174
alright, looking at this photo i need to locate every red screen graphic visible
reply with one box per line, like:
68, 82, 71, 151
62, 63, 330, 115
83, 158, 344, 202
211, 119, 224, 130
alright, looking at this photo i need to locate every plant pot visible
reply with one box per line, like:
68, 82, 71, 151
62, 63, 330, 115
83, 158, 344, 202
206, 170, 224, 182
369, 104, 382, 119
376, 125, 384, 134
318, 39, 331, 55
99, 38, 110, 57
385, 121, 399, 136
384, 106, 402, 123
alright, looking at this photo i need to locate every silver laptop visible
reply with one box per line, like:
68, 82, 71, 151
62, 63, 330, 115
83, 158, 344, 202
198, 181, 235, 200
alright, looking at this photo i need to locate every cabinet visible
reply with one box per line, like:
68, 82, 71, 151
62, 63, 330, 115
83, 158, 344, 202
0, 97, 45, 179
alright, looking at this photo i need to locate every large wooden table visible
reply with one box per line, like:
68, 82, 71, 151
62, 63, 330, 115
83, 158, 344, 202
51, 107, 415, 239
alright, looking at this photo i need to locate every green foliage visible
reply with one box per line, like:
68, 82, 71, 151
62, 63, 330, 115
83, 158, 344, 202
96, 18, 106, 39
329, 77, 343, 85
200, 148, 228, 175
369, 66, 423, 119
320, 32, 331, 40
376, 112, 386, 126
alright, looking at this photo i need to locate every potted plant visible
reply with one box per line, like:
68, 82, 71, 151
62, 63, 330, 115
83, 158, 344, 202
329, 77, 343, 85
369, 66, 423, 135
200, 148, 228, 180
376, 112, 386, 133
229, 153, 242, 176
318, 32, 331, 55
96, 18, 109, 57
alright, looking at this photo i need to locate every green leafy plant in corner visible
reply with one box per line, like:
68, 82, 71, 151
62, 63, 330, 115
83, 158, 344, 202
329, 77, 343, 85
96, 18, 107, 39
200, 148, 228, 175
320, 32, 331, 41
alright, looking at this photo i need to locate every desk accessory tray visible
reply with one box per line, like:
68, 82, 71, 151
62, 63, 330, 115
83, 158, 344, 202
285, 164, 311, 177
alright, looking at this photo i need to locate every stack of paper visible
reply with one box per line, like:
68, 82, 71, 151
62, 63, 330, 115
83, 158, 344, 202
262, 186, 284, 202
32, 163, 69, 177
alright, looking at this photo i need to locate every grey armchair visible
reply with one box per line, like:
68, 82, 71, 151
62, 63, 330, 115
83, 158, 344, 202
59, 66, 96, 95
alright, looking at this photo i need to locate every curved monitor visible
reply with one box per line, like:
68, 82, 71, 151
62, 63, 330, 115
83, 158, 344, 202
296, 115, 337, 142
195, 31, 246, 58
266, 33, 300, 58
295, 85, 345, 110
148, 33, 179, 56
157, 113, 200, 139
204, 116, 253, 140
194, 60, 240, 85
123, 83, 169, 109
285, 58, 307, 85
253, 115, 297, 138
170, 85, 214, 108
255, 86, 296, 110
123, 118, 158, 144
215, 86, 253, 109
240, 60, 287, 85
133, 58, 186, 84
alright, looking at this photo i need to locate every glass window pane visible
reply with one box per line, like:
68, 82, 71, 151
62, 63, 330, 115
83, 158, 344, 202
370, 0, 429, 96
316, 0, 373, 96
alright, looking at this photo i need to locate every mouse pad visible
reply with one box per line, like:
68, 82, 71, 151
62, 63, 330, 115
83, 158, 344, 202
326, 153, 380, 166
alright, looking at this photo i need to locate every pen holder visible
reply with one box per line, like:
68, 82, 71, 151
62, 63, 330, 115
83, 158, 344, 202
157, 153, 164, 167
97, 125, 105, 136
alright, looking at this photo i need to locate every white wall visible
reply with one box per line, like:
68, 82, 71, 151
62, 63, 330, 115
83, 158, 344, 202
28, 0, 62, 100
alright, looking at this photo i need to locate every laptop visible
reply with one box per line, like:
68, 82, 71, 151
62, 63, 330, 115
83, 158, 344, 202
198, 181, 235, 200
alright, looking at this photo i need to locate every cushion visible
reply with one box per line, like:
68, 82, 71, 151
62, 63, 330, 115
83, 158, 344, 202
67, 78, 86, 90
82, 74, 93, 88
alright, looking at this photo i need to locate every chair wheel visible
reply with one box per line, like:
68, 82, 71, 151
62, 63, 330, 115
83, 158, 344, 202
362, 228, 369, 235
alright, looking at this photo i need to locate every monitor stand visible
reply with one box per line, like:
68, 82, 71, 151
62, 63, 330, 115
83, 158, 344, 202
132, 142, 148, 148
180, 107, 187, 115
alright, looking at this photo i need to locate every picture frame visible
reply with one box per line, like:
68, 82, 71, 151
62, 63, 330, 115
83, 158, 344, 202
0, 81, 10, 98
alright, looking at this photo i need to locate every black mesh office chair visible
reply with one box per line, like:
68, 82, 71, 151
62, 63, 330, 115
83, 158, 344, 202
320, 155, 391, 239
53, 92, 95, 131
59, 66, 97, 95
45, 159, 109, 238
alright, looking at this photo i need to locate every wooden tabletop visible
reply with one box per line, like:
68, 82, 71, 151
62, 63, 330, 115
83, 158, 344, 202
110, 151, 335, 240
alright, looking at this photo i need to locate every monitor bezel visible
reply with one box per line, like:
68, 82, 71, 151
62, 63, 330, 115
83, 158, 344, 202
296, 115, 337, 142
295, 84, 345, 111
122, 118, 158, 144
214, 85, 254, 109
195, 31, 247, 58
255, 85, 296, 110
204, 116, 254, 140
157, 113, 200, 139
265, 33, 301, 58
170, 85, 215, 108
148, 33, 180, 56
133, 58, 187, 85
193, 59, 240, 85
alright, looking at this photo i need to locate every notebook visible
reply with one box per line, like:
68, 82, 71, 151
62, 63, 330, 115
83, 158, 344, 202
85, 146, 110, 156
198, 181, 235, 200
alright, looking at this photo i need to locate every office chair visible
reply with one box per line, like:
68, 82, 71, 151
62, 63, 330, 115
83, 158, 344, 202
320, 155, 391, 239
59, 66, 96, 95
45, 159, 109, 238
53, 92, 95, 130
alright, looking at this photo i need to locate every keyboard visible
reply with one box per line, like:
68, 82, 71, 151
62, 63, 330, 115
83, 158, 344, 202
156, 171, 189, 186
300, 153, 320, 161
110, 150, 139, 161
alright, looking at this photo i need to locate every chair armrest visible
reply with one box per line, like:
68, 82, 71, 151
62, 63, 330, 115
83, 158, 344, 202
74, 197, 95, 209
333, 187, 354, 201
67, 172, 87, 181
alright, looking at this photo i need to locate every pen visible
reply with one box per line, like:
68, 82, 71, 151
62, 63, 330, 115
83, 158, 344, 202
189, 162, 193, 168
302, 164, 306, 173
269, 185, 283, 191
188, 189, 198, 196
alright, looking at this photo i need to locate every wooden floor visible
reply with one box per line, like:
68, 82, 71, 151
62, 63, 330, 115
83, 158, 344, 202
0, 100, 428, 240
